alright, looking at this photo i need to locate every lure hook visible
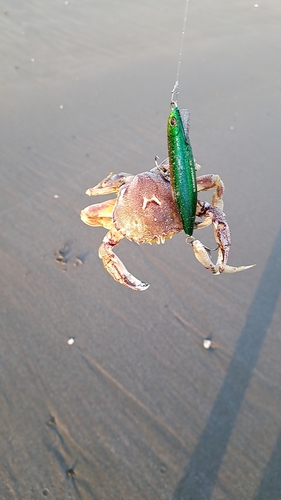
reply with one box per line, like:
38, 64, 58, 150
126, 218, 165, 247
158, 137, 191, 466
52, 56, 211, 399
171, 81, 179, 109
186, 237, 218, 254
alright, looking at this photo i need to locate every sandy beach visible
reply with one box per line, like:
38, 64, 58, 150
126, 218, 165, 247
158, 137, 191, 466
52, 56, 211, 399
1, 1, 281, 498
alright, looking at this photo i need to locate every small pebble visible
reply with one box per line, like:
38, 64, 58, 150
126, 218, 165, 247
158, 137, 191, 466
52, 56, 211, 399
254, 4, 258, 7
53, 194, 59, 198
68, 338, 74, 345
203, 339, 212, 349
31, 58, 35, 62
59, 104, 64, 109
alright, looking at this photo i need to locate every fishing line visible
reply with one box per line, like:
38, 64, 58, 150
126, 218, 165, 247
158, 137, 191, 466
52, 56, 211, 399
171, 0, 190, 103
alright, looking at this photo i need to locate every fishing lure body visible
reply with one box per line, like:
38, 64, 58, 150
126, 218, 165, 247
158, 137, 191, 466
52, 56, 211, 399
167, 105, 197, 236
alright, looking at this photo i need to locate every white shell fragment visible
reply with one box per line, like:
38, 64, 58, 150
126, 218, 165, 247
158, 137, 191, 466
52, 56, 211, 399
203, 339, 212, 349
68, 337, 74, 345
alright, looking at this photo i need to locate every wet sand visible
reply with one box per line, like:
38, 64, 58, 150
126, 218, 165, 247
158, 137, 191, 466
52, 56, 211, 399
1, 1, 281, 499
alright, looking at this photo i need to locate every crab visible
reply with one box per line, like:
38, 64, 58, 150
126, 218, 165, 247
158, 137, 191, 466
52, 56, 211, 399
80, 158, 254, 291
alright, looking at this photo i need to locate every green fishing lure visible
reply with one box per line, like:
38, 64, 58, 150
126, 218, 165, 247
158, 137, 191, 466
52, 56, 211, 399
167, 104, 197, 236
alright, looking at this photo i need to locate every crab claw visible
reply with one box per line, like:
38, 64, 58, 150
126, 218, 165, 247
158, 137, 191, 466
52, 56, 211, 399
86, 172, 132, 196
189, 239, 221, 273
188, 200, 255, 274
99, 230, 150, 292
222, 263, 256, 273
189, 239, 255, 274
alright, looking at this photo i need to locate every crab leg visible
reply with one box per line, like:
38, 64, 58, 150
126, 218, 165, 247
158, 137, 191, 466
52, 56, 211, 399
188, 201, 255, 274
99, 228, 150, 292
153, 159, 225, 221
196, 173, 225, 212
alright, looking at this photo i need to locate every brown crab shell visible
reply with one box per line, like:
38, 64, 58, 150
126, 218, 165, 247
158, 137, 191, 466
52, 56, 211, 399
113, 171, 183, 244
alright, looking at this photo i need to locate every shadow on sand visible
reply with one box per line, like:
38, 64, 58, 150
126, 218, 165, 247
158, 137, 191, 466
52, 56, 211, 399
254, 427, 281, 500
171, 225, 281, 500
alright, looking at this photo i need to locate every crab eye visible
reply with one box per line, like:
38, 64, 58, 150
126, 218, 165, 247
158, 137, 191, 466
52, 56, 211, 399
171, 117, 177, 126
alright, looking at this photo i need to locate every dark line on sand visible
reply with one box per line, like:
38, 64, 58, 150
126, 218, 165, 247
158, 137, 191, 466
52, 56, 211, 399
172, 224, 281, 500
